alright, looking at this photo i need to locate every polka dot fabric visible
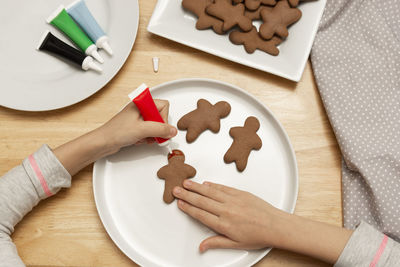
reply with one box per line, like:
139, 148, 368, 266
311, 0, 400, 242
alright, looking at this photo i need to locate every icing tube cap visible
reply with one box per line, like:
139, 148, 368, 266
85, 44, 104, 63
82, 56, 102, 72
96, 36, 113, 56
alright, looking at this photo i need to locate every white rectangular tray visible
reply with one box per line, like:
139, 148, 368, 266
147, 0, 326, 82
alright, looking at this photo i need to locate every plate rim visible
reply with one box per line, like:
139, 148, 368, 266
93, 78, 299, 267
0, 0, 140, 112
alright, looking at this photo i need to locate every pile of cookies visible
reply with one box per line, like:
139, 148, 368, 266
182, 0, 315, 56
157, 99, 262, 204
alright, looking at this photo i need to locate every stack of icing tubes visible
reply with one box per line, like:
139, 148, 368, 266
37, 0, 113, 73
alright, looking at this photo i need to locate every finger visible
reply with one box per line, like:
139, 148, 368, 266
182, 180, 228, 203
177, 199, 220, 230
202, 181, 238, 196
173, 187, 222, 216
199, 235, 239, 253
139, 121, 177, 140
154, 99, 169, 123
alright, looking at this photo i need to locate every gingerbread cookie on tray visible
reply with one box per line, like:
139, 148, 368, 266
182, 0, 225, 34
259, 0, 302, 40
206, 0, 253, 32
230, 26, 282, 55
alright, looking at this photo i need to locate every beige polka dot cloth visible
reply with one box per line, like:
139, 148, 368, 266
311, 0, 400, 241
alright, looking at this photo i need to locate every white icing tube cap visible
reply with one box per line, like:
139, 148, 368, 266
152, 57, 159, 73
96, 36, 113, 56
82, 56, 102, 73
85, 44, 104, 63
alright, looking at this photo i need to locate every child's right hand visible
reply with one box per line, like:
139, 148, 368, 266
172, 180, 353, 264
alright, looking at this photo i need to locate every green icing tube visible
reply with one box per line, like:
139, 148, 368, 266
46, 5, 103, 63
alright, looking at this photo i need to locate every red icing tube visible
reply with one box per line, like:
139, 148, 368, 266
129, 83, 170, 146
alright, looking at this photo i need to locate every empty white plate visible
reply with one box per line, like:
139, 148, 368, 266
93, 78, 298, 267
0, 0, 139, 111
147, 0, 326, 82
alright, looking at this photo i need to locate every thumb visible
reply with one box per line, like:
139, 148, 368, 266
199, 235, 239, 253
139, 121, 177, 139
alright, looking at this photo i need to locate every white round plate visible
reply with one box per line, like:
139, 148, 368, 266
93, 78, 298, 267
0, 0, 139, 111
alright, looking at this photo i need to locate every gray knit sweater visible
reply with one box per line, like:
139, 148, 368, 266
0, 145, 399, 266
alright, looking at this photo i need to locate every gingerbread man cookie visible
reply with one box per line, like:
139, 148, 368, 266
182, 0, 225, 34
178, 99, 231, 143
244, 0, 276, 11
224, 116, 262, 172
259, 0, 302, 40
230, 26, 282, 55
157, 150, 196, 204
206, 0, 253, 32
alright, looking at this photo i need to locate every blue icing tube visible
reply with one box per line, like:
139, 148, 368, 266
66, 0, 113, 55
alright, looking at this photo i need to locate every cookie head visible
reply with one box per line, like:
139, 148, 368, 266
215, 101, 232, 118
244, 116, 260, 131
168, 149, 185, 162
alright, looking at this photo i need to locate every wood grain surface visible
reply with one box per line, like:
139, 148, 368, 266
0, 1, 341, 266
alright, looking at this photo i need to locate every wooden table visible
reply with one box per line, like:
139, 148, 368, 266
0, 1, 342, 266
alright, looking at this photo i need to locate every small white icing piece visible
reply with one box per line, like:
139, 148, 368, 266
152, 57, 159, 73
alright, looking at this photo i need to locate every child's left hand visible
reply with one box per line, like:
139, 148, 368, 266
99, 100, 177, 154
54, 99, 177, 176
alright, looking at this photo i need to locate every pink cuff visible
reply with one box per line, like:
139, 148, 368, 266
28, 154, 53, 197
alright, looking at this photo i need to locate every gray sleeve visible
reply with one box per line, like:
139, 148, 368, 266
335, 221, 400, 267
0, 145, 71, 267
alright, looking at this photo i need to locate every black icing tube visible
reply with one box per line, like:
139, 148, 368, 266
37, 30, 102, 72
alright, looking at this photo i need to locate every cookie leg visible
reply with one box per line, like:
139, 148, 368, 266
186, 129, 201, 143
275, 25, 289, 39
224, 148, 235, 164
208, 119, 221, 133
259, 23, 274, 40
235, 157, 249, 172
212, 23, 225, 35
163, 182, 175, 204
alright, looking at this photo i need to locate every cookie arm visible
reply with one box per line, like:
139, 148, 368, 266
157, 166, 168, 180
252, 136, 263, 150
224, 141, 234, 163
229, 127, 242, 138
275, 25, 289, 39
177, 113, 192, 130
208, 119, 221, 133
183, 164, 197, 177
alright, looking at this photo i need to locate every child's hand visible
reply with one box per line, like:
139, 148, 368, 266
172, 180, 287, 252
99, 100, 177, 154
